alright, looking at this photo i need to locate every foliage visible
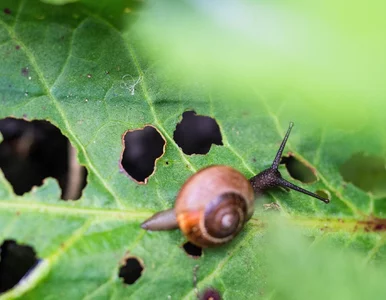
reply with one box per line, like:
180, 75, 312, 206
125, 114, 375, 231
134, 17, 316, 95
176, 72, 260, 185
0, 0, 385, 299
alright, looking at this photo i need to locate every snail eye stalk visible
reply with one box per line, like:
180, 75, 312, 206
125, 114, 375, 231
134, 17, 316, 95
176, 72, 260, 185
250, 122, 330, 204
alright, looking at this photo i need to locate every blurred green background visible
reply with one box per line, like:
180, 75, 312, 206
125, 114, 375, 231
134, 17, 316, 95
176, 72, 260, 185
136, 0, 386, 129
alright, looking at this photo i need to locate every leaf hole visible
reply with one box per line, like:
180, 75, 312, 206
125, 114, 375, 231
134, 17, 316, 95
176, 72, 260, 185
281, 154, 317, 183
120, 126, 166, 183
118, 256, 144, 285
200, 288, 222, 300
0, 240, 40, 294
182, 241, 202, 259
340, 152, 386, 197
173, 111, 222, 155
316, 189, 331, 200
0, 118, 88, 200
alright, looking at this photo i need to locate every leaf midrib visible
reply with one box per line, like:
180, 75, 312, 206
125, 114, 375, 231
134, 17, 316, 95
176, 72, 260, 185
0, 198, 379, 234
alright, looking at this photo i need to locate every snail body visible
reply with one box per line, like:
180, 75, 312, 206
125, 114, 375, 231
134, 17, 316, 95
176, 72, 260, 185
141, 123, 329, 247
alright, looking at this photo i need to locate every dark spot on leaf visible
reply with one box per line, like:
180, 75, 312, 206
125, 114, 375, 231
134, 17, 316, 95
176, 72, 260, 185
120, 126, 166, 183
358, 217, 386, 232
3, 8, 11, 15
340, 153, 386, 197
173, 110, 222, 155
21, 67, 29, 77
0, 118, 87, 200
200, 288, 222, 300
316, 190, 330, 201
374, 224, 386, 231
182, 242, 202, 258
0, 240, 40, 293
15, 45, 20, 50
118, 257, 144, 285
281, 154, 317, 183
165, 161, 169, 165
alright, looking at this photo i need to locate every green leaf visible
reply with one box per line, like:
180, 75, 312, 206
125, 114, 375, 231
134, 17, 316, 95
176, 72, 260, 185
0, 0, 386, 299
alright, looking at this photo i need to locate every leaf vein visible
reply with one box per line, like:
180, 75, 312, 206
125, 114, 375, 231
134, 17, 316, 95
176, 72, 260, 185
0, 200, 152, 219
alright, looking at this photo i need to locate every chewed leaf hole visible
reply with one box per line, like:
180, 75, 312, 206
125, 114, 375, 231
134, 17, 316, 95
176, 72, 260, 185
173, 111, 222, 155
0, 118, 87, 200
316, 189, 331, 200
340, 153, 386, 197
182, 241, 202, 258
281, 154, 317, 183
0, 240, 40, 293
118, 257, 144, 285
120, 126, 166, 183
200, 288, 222, 300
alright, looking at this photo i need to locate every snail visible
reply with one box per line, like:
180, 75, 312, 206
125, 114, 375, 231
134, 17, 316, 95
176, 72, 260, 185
141, 122, 329, 247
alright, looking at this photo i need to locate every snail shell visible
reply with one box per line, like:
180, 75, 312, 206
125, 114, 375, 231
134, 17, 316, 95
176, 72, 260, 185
175, 165, 254, 247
